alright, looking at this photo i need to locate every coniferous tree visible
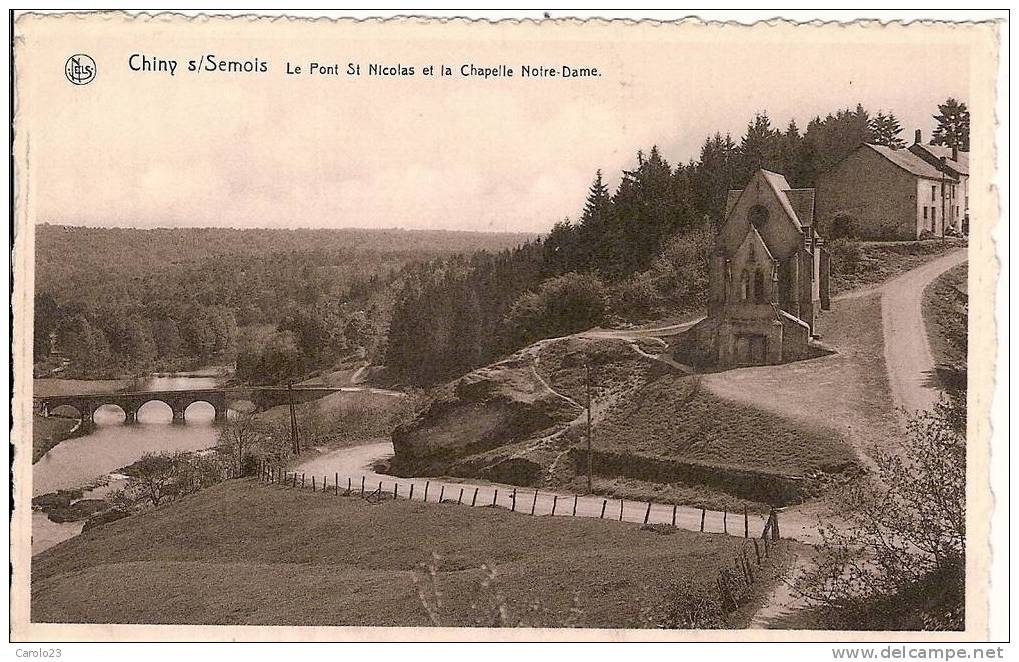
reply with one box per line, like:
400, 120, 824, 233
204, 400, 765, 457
738, 112, 782, 180
870, 112, 906, 149
931, 98, 970, 151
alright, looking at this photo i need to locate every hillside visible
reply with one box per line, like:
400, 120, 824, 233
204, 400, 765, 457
31, 479, 785, 628
387, 333, 862, 512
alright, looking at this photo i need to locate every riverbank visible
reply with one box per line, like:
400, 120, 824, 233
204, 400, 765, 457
32, 478, 786, 628
32, 415, 81, 463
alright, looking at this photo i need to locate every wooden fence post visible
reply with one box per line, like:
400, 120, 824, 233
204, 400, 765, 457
346, 477, 351, 495
293, 472, 297, 488
493, 489, 498, 507
723, 510, 727, 534
394, 483, 399, 499
672, 504, 677, 527
438, 485, 445, 502
409, 484, 415, 500
743, 505, 749, 538
457, 488, 463, 505
301, 473, 305, 489
573, 495, 578, 516
753, 538, 761, 565
771, 509, 780, 540
378, 481, 383, 496
424, 481, 430, 502
600, 499, 607, 519
644, 502, 651, 524
312, 476, 316, 491
471, 487, 479, 507
511, 488, 517, 512
552, 495, 558, 516
700, 508, 706, 532
361, 475, 366, 495
531, 491, 538, 515
619, 500, 624, 521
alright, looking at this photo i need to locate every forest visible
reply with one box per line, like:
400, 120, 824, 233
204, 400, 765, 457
34, 99, 969, 387
33, 226, 533, 379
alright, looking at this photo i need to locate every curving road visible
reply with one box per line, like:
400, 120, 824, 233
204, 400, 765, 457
294, 442, 773, 539
880, 248, 968, 416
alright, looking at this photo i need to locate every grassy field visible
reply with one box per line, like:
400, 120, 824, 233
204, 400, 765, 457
32, 414, 79, 463
593, 374, 855, 477
922, 263, 968, 391
30, 479, 782, 628
829, 238, 966, 295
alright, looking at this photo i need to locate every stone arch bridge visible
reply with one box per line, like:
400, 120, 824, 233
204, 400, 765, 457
34, 386, 342, 431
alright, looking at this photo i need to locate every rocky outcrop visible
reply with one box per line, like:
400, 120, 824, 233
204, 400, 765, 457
391, 350, 580, 471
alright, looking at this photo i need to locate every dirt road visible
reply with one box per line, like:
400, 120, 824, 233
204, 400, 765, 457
880, 248, 968, 416
295, 441, 777, 540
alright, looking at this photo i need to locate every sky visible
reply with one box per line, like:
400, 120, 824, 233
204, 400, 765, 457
18, 16, 981, 234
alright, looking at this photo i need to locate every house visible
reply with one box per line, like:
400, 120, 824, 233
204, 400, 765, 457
675, 169, 830, 369
908, 129, 969, 234
815, 141, 961, 240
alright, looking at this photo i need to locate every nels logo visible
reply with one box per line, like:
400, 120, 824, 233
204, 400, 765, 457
65, 54, 96, 85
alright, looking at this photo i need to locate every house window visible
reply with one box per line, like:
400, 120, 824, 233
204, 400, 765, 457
923, 207, 928, 220
931, 185, 937, 200
740, 271, 750, 301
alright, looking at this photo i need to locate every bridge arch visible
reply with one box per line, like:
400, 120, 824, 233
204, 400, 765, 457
184, 399, 219, 423
136, 399, 173, 424
92, 403, 127, 425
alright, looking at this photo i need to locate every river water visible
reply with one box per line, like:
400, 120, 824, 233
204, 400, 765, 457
32, 373, 233, 554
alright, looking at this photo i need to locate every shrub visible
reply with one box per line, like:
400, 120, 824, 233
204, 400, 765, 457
506, 272, 607, 345
829, 212, 858, 240
796, 400, 966, 630
827, 237, 863, 276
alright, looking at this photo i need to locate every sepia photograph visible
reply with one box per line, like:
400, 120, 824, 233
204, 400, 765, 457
8, 9, 1007, 649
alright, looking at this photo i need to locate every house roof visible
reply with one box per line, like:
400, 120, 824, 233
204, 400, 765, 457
913, 143, 970, 176
784, 189, 815, 227
865, 144, 957, 181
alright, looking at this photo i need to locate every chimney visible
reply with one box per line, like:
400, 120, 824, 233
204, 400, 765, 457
914, 128, 922, 144
952, 145, 959, 161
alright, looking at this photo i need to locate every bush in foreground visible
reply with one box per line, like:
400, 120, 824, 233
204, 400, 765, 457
796, 400, 965, 630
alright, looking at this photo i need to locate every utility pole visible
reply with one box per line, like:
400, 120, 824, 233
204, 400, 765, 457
287, 381, 300, 455
586, 362, 593, 494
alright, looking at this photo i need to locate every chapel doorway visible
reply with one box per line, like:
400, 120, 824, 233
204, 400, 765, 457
735, 334, 768, 366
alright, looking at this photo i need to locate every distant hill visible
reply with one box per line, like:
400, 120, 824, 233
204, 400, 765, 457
31, 224, 536, 379
34, 224, 536, 297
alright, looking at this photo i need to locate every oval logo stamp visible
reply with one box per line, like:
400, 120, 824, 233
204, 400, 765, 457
64, 54, 96, 85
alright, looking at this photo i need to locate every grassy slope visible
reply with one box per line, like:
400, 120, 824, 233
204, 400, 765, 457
701, 293, 901, 470
922, 262, 968, 375
829, 238, 965, 295
593, 375, 856, 476
31, 479, 773, 628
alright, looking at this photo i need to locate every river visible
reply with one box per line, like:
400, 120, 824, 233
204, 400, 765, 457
32, 373, 234, 555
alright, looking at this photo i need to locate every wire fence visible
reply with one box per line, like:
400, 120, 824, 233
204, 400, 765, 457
252, 460, 783, 542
